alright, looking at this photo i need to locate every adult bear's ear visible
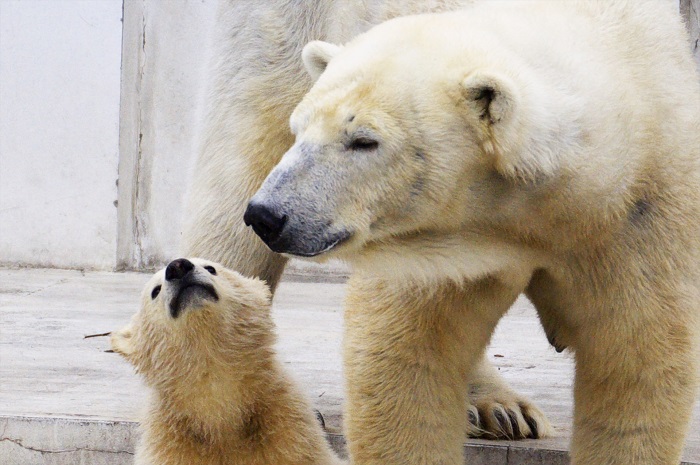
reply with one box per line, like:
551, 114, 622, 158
302, 41, 342, 81
461, 71, 518, 126
461, 71, 553, 182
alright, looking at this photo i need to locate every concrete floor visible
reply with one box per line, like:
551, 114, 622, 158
0, 267, 698, 465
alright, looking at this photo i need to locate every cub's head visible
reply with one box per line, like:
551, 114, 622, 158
111, 258, 273, 388
244, 14, 553, 261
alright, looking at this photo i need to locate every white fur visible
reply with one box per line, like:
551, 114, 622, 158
260, 2, 700, 465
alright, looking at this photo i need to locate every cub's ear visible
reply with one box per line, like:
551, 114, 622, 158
302, 41, 342, 81
110, 325, 136, 359
461, 71, 518, 125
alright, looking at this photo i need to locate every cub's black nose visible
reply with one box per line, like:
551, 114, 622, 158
165, 258, 194, 281
243, 202, 288, 243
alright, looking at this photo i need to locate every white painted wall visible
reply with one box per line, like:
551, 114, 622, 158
0, 0, 218, 271
0, 0, 698, 271
0, 1, 123, 269
117, 0, 217, 270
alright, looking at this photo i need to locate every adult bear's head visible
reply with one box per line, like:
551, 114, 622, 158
245, 13, 560, 260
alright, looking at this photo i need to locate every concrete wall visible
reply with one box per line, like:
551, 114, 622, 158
117, 0, 217, 270
0, 0, 218, 270
0, 1, 123, 269
1, 0, 698, 271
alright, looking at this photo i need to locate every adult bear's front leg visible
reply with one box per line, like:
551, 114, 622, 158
570, 305, 698, 465
343, 275, 524, 465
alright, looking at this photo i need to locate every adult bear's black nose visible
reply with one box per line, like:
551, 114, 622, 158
165, 258, 195, 281
243, 201, 288, 243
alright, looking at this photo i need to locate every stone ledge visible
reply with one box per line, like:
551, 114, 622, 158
3, 418, 696, 465
0, 415, 136, 465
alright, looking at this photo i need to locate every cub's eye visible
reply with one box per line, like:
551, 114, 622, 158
349, 137, 379, 152
151, 285, 162, 299
204, 265, 217, 275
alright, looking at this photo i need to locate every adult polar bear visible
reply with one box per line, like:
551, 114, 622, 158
182, 0, 549, 441
243, 1, 700, 464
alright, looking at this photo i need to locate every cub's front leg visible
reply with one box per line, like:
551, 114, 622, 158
343, 276, 524, 465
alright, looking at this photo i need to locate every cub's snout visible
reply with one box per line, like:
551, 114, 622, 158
164, 258, 219, 318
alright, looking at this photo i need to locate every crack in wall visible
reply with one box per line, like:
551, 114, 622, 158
132, 5, 148, 269
0, 437, 134, 456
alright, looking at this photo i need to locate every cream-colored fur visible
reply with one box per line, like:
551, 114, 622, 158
246, 1, 700, 464
344, 274, 548, 464
111, 258, 342, 465
180, 0, 549, 441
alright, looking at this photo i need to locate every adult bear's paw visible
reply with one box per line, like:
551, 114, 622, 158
466, 395, 552, 439
465, 360, 553, 440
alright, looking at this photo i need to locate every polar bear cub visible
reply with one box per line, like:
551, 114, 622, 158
111, 258, 342, 465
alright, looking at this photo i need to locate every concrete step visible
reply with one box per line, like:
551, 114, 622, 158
1, 268, 698, 464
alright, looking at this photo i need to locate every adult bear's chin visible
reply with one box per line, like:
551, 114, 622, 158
267, 230, 352, 258
284, 232, 352, 258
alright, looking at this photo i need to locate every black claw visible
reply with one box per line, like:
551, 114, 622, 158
314, 409, 326, 430
468, 409, 479, 426
493, 408, 510, 437
523, 413, 539, 439
507, 409, 522, 439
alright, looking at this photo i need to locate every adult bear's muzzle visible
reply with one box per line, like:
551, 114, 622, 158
243, 199, 350, 258
243, 201, 288, 246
